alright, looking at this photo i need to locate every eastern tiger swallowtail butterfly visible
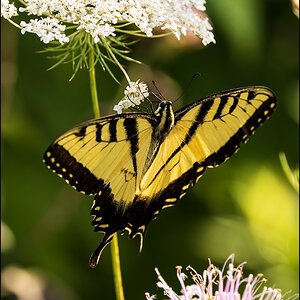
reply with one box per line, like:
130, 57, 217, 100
43, 86, 277, 267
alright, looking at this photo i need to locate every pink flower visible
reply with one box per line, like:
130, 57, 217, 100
145, 255, 289, 300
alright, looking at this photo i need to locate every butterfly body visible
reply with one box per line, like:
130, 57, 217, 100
43, 86, 277, 267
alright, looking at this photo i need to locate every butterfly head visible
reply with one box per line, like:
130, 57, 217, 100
154, 101, 175, 133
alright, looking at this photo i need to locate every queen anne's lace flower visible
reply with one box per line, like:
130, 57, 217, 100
1, 0, 18, 19
146, 255, 286, 300
20, 17, 69, 44
2, 0, 215, 45
113, 80, 149, 114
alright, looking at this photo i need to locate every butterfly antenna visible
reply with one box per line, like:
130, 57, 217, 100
126, 95, 149, 113
152, 80, 166, 101
173, 72, 201, 104
137, 84, 155, 114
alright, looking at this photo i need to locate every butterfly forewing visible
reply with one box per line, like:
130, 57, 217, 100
43, 114, 155, 231
138, 87, 277, 207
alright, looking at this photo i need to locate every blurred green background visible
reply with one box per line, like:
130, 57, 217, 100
1, 0, 299, 299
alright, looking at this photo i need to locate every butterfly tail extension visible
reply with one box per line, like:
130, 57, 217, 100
124, 220, 146, 253
89, 233, 114, 268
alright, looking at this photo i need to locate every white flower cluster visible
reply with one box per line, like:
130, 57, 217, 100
2, 0, 215, 45
20, 17, 69, 44
113, 80, 149, 114
1, 0, 18, 19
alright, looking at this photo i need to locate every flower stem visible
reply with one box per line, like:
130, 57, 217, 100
88, 47, 100, 118
111, 234, 125, 300
88, 46, 125, 300
101, 37, 131, 84
7, 18, 22, 29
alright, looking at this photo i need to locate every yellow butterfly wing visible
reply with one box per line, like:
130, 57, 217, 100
138, 86, 277, 213
44, 86, 277, 267
44, 114, 157, 266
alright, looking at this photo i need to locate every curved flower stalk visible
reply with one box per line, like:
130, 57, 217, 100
145, 254, 296, 300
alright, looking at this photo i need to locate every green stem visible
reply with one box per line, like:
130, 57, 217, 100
88, 45, 125, 300
100, 37, 131, 84
111, 234, 125, 300
88, 48, 100, 118
7, 18, 22, 29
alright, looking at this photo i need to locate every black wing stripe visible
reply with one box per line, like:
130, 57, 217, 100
247, 90, 256, 101
213, 96, 228, 120
74, 126, 87, 138
196, 99, 214, 124
228, 96, 239, 114
109, 119, 117, 142
96, 123, 103, 142
184, 99, 214, 144
124, 118, 139, 175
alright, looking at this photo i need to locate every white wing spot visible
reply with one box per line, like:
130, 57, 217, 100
195, 175, 202, 183
65, 179, 69, 184
98, 224, 109, 228
165, 198, 177, 203
62, 168, 66, 172
56, 163, 60, 167
179, 193, 186, 199
197, 166, 204, 173
51, 157, 55, 163
163, 203, 174, 208
46, 152, 51, 157
182, 184, 189, 191
95, 217, 102, 221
